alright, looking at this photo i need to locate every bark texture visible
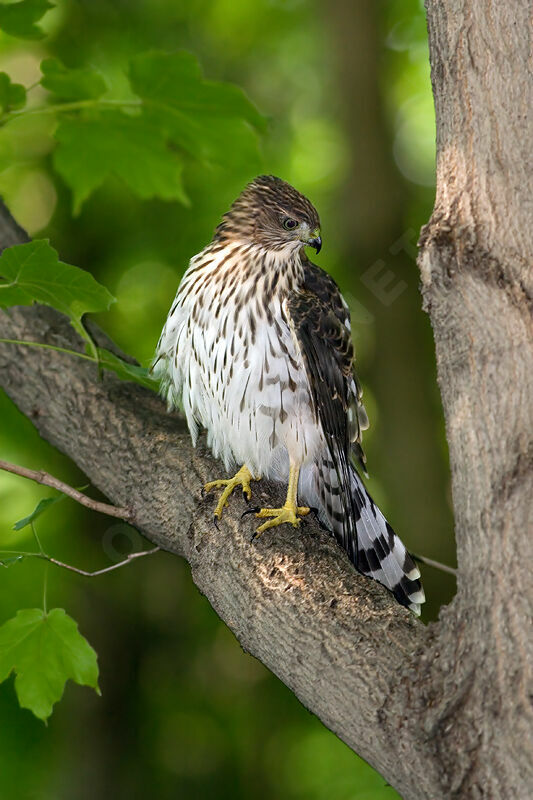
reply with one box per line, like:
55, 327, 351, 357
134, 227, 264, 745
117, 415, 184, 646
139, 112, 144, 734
0, 1, 532, 797
412, 0, 533, 796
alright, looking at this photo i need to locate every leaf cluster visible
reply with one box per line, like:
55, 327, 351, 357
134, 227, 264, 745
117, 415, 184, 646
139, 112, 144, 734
0, 239, 159, 387
0, 0, 264, 729
0, 3, 265, 212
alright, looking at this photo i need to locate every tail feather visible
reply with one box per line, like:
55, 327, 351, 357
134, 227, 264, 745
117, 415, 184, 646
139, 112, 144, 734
305, 457, 425, 615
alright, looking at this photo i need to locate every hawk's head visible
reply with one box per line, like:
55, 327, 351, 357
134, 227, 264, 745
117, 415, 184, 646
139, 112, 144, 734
215, 175, 322, 254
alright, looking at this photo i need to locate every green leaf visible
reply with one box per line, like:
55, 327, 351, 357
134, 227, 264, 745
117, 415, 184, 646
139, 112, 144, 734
128, 50, 265, 169
53, 110, 187, 214
0, 72, 26, 113
130, 50, 265, 129
0, 240, 115, 335
40, 57, 107, 101
0, 0, 53, 40
0, 608, 99, 720
45, 50, 263, 209
13, 495, 65, 531
97, 348, 158, 391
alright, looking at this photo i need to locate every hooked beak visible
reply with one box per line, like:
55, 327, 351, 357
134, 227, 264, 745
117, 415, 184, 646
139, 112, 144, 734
307, 235, 322, 254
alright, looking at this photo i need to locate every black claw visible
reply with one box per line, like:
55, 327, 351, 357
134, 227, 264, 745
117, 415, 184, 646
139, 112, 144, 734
213, 515, 220, 530
242, 491, 250, 504
250, 531, 260, 543
241, 507, 260, 519
201, 486, 206, 498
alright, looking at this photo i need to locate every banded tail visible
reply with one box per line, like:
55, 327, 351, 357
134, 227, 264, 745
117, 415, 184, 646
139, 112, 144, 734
307, 457, 425, 615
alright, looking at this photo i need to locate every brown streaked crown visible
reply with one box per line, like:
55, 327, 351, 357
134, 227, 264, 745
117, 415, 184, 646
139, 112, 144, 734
214, 175, 320, 249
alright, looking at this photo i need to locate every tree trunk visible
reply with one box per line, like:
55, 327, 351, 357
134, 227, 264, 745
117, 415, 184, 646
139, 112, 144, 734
411, 0, 533, 795
0, 1, 531, 797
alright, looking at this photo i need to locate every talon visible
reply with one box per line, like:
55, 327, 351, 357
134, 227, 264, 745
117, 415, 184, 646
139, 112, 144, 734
253, 504, 310, 536
213, 515, 220, 530
242, 507, 260, 518
202, 465, 259, 523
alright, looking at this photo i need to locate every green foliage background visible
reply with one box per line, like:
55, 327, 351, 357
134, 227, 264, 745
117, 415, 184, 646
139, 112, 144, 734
0, 0, 454, 798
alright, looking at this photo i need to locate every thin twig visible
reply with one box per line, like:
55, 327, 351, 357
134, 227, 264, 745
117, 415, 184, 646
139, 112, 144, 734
25, 80, 42, 93
412, 552, 457, 576
46, 547, 161, 576
0, 459, 132, 520
0, 547, 161, 576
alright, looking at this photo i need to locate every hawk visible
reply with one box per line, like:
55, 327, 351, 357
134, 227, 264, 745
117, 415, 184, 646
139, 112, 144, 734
153, 175, 425, 614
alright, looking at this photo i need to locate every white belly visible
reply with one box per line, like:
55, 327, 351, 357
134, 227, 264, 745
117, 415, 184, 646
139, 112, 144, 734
156, 249, 324, 481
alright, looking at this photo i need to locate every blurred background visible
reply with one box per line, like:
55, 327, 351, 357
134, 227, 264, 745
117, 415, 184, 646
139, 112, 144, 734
0, 0, 454, 798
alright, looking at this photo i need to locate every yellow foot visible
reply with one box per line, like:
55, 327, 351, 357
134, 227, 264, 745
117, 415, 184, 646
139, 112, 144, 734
253, 503, 310, 537
203, 465, 259, 520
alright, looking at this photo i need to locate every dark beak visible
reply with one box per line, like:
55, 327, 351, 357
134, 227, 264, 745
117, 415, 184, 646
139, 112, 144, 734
308, 236, 322, 254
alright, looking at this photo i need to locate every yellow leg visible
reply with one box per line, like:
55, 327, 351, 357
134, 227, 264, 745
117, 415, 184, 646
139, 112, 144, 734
204, 464, 259, 520
253, 463, 310, 536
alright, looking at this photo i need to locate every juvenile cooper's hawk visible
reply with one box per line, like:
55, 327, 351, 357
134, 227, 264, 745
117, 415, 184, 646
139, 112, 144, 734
154, 176, 425, 614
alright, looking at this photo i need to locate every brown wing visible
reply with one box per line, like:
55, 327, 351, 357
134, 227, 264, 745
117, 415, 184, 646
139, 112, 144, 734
288, 260, 425, 613
287, 261, 368, 565
288, 260, 367, 471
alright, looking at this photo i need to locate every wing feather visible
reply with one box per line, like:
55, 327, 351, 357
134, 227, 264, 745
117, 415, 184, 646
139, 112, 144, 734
288, 259, 425, 614
288, 259, 367, 461
287, 260, 365, 562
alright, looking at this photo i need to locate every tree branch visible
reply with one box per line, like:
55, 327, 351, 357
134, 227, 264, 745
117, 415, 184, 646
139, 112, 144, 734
0, 222, 430, 797
0, 459, 132, 520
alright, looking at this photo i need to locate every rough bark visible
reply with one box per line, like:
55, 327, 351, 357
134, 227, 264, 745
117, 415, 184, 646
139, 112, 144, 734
0, 1, 532, 797
412, 0, 533, 796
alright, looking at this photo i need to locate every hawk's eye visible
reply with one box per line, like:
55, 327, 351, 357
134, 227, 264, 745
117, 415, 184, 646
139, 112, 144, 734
283, 217, 298, 230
